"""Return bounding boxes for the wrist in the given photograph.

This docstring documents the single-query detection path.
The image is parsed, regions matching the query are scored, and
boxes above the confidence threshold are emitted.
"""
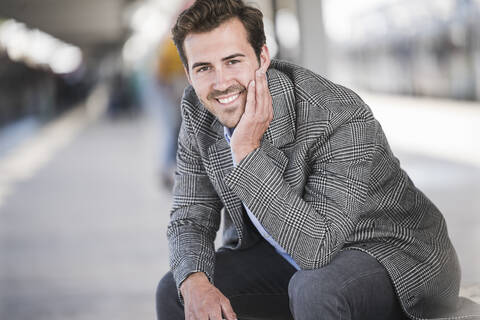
[232,143,259,164]
[180,272,209,296]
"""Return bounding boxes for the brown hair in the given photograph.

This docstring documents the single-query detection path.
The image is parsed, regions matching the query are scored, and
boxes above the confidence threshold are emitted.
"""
[172,0,266,68]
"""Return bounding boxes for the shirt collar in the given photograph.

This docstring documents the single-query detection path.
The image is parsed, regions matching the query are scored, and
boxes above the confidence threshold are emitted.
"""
[223,126,234,144]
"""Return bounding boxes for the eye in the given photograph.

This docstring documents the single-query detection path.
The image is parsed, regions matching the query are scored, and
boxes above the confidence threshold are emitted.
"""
[227,59,240,65]
[196,66,210,73]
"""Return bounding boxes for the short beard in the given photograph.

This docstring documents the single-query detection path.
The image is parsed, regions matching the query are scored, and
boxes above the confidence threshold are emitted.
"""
[207,84,246,101]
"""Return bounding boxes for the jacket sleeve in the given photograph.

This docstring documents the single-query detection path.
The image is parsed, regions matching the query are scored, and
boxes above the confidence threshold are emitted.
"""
[167,107,223,296]
[224,106,376,269]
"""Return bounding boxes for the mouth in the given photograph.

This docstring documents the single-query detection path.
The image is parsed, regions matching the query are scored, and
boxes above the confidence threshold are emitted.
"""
[216,93,240,105]
[209,85,246,106]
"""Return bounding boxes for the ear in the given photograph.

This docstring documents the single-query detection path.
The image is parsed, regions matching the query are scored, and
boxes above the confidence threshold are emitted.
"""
[259,44,271,72]
[183,66,192,85]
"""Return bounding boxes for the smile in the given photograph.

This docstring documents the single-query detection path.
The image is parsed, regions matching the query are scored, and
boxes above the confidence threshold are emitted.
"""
[216,93,240,104]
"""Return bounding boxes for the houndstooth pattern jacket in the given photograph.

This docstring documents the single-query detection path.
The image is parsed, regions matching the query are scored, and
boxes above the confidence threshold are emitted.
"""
[167,59,479,319]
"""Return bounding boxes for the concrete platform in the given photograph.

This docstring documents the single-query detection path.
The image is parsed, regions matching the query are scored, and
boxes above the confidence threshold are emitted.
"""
[0,108,171,319]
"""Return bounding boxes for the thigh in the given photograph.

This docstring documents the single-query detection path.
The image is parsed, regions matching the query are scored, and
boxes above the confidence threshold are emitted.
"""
[156,240,297,320]
[214,240,297,320]
[156,271,184,320]
[288,249,405,320]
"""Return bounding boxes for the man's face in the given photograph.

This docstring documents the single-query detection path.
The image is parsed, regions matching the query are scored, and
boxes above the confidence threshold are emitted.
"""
[183,18,270,128]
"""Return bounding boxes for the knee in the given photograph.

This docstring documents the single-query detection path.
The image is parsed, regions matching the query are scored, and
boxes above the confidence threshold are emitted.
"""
[288,270,349,319]
[156,272,174,301]
[156,272,183,320]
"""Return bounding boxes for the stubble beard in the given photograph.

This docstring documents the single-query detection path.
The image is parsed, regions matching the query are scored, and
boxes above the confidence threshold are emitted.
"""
[203,84,247,128]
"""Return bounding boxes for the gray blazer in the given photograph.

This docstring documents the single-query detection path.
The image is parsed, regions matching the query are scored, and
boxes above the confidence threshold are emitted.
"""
[168,59,478,319]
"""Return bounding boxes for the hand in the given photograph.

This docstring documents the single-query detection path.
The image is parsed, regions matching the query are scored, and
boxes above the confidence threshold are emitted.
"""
[230,67,273,164]
[180,272,237,320]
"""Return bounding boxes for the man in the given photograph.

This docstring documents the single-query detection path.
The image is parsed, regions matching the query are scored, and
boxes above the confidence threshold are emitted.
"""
[156,1,480,319]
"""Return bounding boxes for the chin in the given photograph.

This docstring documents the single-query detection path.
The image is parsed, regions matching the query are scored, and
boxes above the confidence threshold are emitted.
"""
[218,109,243,128]
[221,118,239,129]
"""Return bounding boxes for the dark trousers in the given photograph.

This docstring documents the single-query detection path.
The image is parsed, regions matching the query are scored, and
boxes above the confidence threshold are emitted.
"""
[156,240,406,320]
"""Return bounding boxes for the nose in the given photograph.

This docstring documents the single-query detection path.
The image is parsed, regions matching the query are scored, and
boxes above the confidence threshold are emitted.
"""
[212,67,231,91]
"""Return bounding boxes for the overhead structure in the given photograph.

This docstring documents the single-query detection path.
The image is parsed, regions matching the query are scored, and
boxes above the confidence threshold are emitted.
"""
[0,0,130,53]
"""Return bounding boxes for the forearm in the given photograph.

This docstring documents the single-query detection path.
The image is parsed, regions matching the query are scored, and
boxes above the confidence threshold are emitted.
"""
[168,216,217,292]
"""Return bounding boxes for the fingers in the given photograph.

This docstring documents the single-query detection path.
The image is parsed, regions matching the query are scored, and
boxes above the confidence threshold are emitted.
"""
[255,68,273,123]
[245,68,272,123]
[206,300,235,320]
[220,298,237,320]
[255,69,264,109]
[230,69,272,163]
[208,306,224,320]
[244,80,256,116]
[184,291,235,320]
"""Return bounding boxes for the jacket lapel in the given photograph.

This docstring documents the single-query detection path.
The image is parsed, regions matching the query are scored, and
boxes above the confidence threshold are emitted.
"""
[258,68,297,175]
[264,68,297,149]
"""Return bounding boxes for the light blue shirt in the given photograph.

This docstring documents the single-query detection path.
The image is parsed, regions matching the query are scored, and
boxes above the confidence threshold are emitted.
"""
[224,127,300,270]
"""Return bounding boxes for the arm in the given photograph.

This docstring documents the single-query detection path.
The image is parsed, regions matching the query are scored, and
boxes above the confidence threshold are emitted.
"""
[168,114,221,289]
[168,104,237,320]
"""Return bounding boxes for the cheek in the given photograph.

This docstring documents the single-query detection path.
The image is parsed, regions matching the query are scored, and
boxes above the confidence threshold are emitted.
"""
[233,73,253,89]
[235,66,255,83]
[192,80,210,99]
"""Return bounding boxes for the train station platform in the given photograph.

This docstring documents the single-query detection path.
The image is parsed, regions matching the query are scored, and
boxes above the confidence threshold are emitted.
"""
[0,87,479,319]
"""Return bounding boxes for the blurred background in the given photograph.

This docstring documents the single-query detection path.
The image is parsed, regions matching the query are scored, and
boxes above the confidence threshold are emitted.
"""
[0,0,479,318]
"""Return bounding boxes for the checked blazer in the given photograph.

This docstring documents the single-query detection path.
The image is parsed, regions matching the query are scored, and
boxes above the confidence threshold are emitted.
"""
[167,59,478,319]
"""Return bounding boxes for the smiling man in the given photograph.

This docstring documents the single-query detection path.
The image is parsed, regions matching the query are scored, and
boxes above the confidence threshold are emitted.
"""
[181,16,272,165]
[155,1,479,320]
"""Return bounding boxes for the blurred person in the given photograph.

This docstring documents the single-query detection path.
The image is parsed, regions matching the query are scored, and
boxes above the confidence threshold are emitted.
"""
[156,0,480,319]
[155,37,187,189]
[107,72,139,117]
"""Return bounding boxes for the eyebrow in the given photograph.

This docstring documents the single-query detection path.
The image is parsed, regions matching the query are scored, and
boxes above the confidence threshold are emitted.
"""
[191,53,246,70]
[223,53,245,61]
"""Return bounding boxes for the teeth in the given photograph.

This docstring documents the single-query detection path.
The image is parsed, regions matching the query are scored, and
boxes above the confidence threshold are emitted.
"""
[218,94,239,104]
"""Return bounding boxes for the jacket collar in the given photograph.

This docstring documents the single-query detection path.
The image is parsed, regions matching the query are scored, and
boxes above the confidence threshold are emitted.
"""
[262,66,296,149]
